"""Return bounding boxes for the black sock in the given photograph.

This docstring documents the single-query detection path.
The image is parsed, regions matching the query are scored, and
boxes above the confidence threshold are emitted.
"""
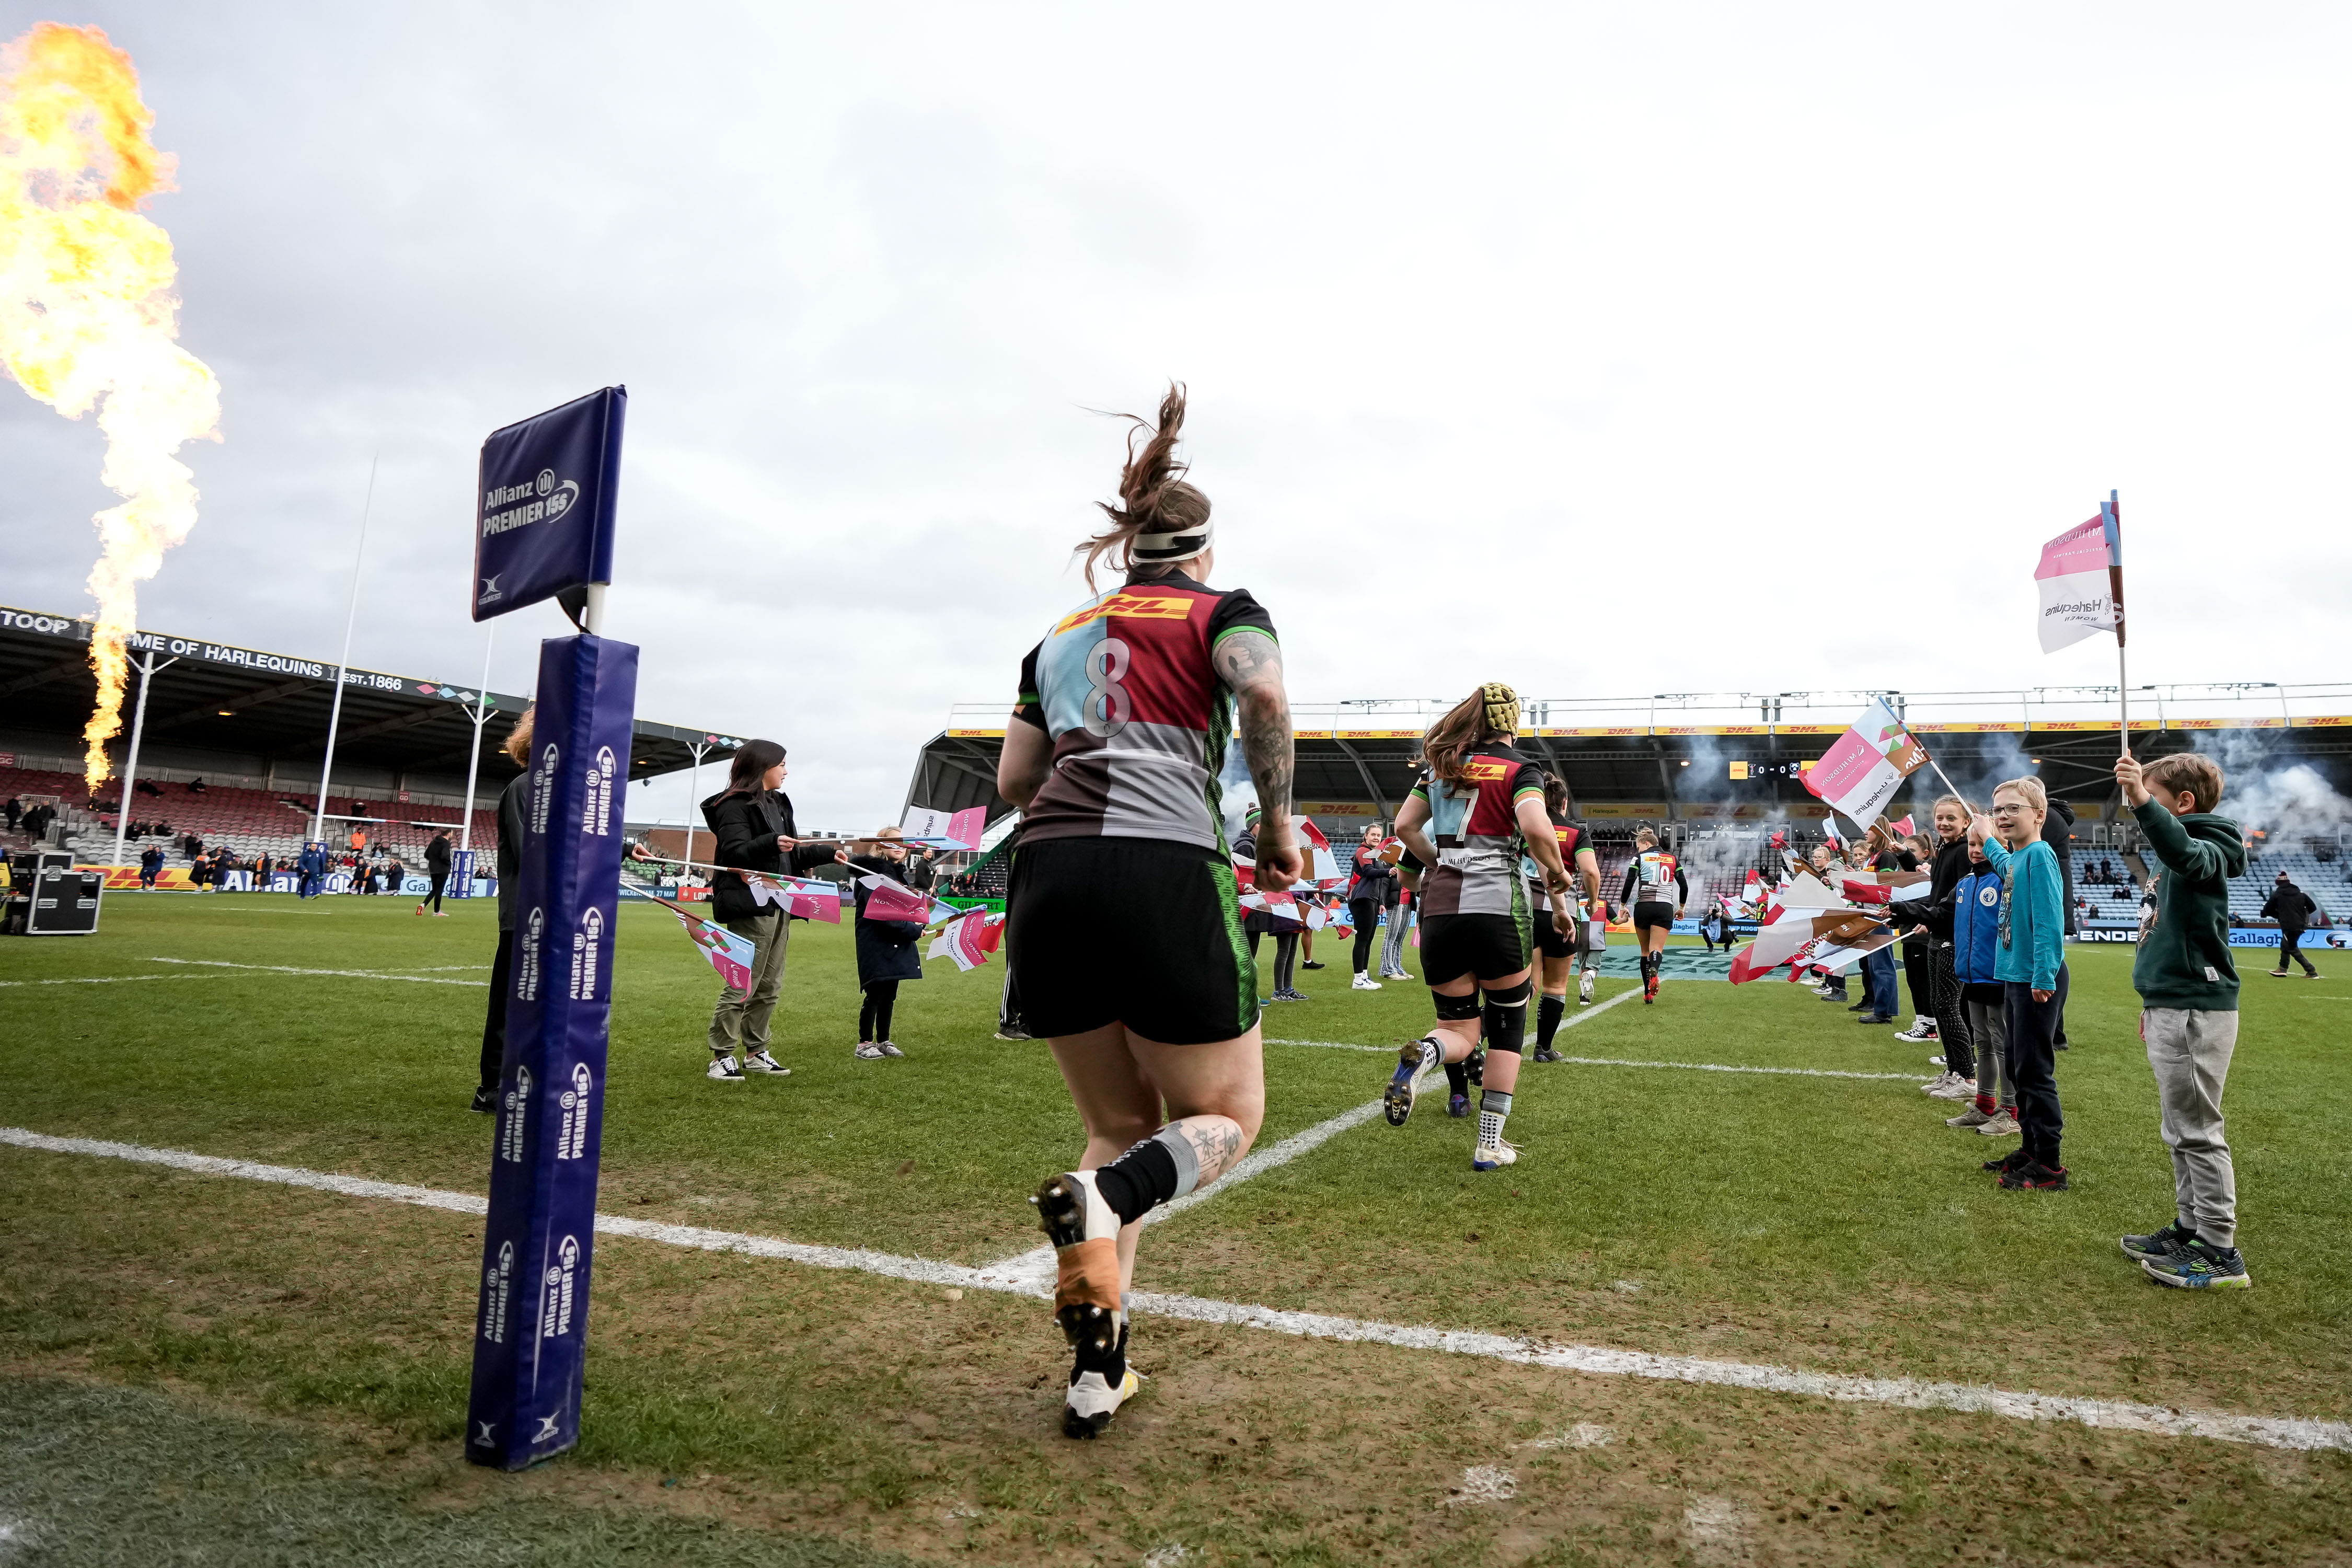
[1537,994,1565,1049]
[1444,1059,1469,1096]
[1091,1138,1180,1225]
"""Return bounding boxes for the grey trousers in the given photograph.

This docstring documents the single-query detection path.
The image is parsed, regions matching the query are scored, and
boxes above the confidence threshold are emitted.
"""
[2143,1008,2241,1248]
[1380,901,1411,974]
[1965,994,2010,1108]
[707,909,790,1056]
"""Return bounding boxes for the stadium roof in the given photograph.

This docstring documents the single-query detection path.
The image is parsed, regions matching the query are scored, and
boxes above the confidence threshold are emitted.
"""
[909,684,2352,827]
[0,605,745,787]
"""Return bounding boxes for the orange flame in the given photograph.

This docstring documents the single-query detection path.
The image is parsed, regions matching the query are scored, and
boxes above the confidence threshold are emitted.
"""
[0,22,221,791]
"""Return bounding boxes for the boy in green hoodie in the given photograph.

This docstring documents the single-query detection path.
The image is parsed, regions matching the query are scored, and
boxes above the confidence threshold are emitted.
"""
[2113,751,2250,1290]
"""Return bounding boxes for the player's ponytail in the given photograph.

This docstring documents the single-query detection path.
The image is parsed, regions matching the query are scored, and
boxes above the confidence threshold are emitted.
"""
[1422,683,1519,787]
[1076,382,1214,591]
[1543,773,1570,816]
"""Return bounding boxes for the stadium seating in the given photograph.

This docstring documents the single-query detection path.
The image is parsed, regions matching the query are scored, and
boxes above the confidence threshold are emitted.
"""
[0,763,499,867]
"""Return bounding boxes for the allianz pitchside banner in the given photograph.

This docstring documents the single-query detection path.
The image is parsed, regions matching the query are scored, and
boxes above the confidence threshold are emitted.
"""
[466,633,639,1469]
[472,387,627,621]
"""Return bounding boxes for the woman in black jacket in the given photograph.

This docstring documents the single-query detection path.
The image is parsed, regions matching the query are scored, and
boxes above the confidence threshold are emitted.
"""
[847,827,925,1058]
[1346,825,1398,987]
[700,740,849,1083]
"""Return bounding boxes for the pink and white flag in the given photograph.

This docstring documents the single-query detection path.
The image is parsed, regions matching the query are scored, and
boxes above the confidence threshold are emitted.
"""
[673,909,758,991]
[1296,818,1346,888]
[1802,699,1929,829]
[901,805,987,850]
[2035,506,2125,653]
[860,876,941,924]
[1728,909,1887,983]
[926,907,1005,971]
[745,871,844,924]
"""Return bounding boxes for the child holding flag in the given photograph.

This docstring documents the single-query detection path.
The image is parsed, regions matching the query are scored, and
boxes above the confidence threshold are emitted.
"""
[2113,752,2251,1289]
[1970,779,2070,1190]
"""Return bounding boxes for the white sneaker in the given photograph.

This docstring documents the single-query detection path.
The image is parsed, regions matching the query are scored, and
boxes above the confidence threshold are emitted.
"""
[878,1040,906,1058]
[1895,1019,1939,1043]
[854,1042,887,1060]
[743,1049,789,1075]
[1352,973,1382,990]
[707,1055,744,1082]
[1976,1111,2021,1137]
[1382,965,1413,981]
[1928,1075,1977,1101]
[1927,1055,1945,1067]
[1472,1139,1519,1171]
[1578,972,1596,1004]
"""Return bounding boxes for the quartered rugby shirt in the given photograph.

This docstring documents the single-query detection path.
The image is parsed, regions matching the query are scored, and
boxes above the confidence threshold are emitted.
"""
[1012,573,1275,851]
[1412,743,1545,918]
[1521,812,1592,910]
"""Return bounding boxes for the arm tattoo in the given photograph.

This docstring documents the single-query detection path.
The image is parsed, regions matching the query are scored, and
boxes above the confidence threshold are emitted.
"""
[1215,632,1292,819]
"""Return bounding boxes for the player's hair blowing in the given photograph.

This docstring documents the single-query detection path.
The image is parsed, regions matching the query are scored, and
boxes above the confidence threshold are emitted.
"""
[1077,383,1212,592]
[1423,685,1516,787]
[723,739,786,797]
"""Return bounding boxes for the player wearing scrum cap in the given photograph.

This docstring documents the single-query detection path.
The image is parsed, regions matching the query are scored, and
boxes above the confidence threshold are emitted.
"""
[1380,683,1576,1169]
[997,385,1299,1438]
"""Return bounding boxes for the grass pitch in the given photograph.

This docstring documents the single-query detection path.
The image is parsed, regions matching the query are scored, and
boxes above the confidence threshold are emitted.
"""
[2,893,2349,1564]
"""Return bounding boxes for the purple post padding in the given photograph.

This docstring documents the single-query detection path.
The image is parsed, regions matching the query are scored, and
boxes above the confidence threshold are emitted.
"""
[465,633,637,1470]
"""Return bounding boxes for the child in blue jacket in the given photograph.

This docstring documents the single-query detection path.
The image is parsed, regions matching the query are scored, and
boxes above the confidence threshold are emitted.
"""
[1973,778,2069,1189]
[1943,842,2016,1136]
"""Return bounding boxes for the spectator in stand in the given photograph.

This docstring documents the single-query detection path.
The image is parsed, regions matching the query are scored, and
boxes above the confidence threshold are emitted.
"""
[139,844,164,890]
[2261,870,2320,978]
[420,831,452,916]
[187,776,207,793]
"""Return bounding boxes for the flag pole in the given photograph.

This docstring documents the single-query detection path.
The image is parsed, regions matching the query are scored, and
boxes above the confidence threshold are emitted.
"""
[2111,489,2128,760]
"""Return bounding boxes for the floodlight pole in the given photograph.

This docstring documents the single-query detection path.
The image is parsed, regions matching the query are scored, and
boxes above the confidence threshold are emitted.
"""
[312,458,377,846]
[682,740,712,872]
[457,624,497,861]
[107,651,178,869]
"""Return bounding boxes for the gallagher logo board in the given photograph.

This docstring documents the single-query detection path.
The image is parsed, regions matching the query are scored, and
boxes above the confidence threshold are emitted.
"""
[473,387,627,621]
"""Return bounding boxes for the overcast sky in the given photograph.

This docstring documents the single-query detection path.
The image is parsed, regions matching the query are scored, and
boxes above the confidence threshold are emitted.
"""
[5,3,2349,830]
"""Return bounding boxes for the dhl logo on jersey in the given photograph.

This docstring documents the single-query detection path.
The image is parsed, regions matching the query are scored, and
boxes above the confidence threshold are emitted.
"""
[1055,593,1197,635]
[1462,757,1513,782]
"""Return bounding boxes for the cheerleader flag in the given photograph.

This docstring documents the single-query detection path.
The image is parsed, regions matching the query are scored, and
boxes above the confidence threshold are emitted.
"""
[859,875,953,925]
[744,871,842,923]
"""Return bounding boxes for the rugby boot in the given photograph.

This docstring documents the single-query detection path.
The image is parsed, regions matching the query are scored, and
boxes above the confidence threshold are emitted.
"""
[1471,1138,1519,1171]
[1447,1091,1472,1119]
[1063,1322,1143,1438]
[1031,1170,1124,1357]
[1385,1037,1440,1126]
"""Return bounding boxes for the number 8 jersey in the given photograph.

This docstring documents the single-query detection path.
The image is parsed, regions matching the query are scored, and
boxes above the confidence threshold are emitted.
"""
[1011,572,1277,851]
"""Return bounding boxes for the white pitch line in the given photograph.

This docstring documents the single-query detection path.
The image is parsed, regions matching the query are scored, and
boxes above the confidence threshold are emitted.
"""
[5,1123,2345,1455]
[0,972,230,988]
[148,958,489,987]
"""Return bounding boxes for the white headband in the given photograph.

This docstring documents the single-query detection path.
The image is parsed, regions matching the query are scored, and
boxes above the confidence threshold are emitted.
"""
[1132,516,1215,564]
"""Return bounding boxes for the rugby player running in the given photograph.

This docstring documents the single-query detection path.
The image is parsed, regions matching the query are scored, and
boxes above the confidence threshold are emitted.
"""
[1379,684,1575,1170]
[997,385,1299,1438]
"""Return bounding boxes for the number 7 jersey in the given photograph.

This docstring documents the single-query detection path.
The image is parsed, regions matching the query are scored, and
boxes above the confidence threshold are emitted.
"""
[1011,573,1277,851]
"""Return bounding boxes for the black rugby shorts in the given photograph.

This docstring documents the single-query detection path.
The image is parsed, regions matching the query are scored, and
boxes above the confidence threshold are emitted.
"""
[1417,910,1532,987]
[1006,837,1258,1045]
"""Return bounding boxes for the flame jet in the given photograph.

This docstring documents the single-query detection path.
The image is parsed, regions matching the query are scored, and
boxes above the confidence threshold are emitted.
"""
[0,22,220,790]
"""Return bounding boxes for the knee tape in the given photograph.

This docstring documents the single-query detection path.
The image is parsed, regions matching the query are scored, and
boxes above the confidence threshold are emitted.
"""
[1434,991,1482,1021]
